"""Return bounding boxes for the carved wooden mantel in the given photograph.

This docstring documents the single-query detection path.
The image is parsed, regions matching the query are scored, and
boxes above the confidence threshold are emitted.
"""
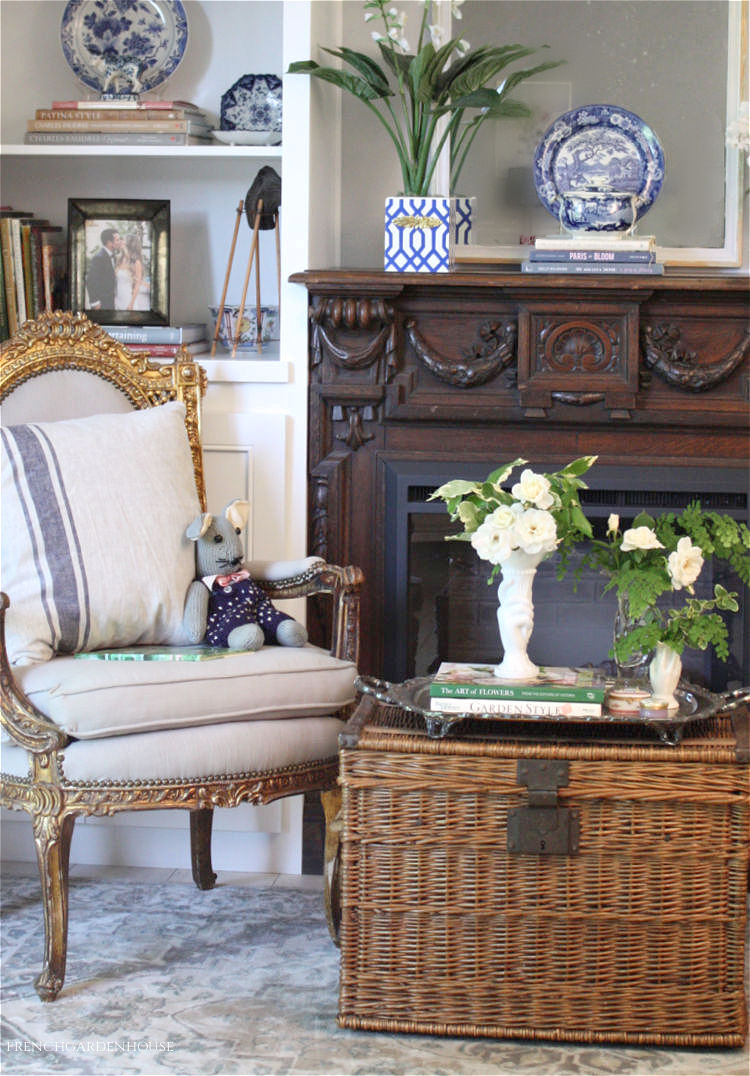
[293,268,750,676]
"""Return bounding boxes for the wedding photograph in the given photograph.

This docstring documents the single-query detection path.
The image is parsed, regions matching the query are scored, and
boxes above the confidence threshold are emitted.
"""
[67,197,169,324]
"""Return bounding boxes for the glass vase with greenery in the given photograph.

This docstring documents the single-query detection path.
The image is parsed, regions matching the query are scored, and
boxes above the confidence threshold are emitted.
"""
[581,505,749,670]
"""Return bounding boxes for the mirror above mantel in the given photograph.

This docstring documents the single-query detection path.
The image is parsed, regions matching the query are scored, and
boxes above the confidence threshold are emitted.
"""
[451,0,746,268]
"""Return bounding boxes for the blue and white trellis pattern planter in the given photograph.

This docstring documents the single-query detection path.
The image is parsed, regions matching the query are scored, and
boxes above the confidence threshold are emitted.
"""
[384,196,475,273]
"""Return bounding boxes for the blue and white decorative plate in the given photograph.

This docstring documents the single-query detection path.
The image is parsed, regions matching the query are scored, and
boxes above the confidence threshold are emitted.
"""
[220,74,282,142]
[533,104,665,231]
[60,0,188,96]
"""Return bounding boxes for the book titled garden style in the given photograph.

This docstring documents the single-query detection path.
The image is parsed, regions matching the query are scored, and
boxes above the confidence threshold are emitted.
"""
[430,696,603,717]
[430,663,606,702]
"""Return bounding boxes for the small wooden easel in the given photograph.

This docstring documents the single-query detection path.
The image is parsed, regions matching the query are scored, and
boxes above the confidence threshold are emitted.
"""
[211,167,282,357]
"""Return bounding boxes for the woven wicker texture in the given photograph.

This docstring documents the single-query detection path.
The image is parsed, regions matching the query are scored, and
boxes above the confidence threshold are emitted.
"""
[338,707,750,1046]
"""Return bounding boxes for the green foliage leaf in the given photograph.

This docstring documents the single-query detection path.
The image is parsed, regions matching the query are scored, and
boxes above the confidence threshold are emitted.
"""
[447,46,539,99]
[321,46,392,94]
[287,61,387,102]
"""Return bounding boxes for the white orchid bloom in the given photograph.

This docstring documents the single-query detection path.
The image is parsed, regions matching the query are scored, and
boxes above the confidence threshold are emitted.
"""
[451,0,464,18]
[667,536,704,591]
[428,23,445,47]
[620,526,664,552]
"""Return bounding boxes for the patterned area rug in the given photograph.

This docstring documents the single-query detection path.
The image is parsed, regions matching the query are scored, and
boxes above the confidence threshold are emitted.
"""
[1,872,748,1076]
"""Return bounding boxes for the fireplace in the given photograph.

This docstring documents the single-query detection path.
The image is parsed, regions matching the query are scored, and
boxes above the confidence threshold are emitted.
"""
[383,459,748,690]
[294,268,750,690]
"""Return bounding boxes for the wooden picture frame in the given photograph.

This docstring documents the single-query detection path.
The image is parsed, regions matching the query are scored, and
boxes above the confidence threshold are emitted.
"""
[68,198,170,325]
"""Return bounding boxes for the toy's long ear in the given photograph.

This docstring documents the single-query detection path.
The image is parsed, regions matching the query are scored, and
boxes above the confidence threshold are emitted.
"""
[225,499,250,530]
[186,513,213,541]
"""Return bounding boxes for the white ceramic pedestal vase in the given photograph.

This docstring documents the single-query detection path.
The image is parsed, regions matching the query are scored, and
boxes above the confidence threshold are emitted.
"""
[648,641,682,711]
[493,548,546,680]
[384,196,475,273]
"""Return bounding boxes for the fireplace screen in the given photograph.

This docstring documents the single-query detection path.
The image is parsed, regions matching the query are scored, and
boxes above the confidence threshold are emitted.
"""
[384,461,747,692]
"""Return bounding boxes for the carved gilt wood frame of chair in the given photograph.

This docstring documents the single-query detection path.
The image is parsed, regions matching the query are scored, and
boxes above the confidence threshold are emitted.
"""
[0,312,363,1000]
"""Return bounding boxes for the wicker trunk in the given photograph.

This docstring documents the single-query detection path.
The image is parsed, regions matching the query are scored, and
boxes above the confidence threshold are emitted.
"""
[337,694,750,1046]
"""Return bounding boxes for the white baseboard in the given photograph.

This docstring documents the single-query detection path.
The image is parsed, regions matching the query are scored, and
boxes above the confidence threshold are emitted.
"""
[1,797,304,875]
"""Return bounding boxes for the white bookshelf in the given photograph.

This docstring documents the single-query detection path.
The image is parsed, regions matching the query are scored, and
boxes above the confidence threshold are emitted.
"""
[0,0,344,875]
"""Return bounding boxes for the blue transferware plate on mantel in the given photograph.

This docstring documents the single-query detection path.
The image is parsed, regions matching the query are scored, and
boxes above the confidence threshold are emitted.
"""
[220,74,283,142]
[60,0,188,96]
[533,104,665,231]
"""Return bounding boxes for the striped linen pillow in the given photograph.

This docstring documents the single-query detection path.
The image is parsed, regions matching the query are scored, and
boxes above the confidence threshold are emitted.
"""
[1,401,201,665]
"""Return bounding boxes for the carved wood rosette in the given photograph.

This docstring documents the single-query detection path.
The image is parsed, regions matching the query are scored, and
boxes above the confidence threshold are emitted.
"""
[310,296,398,382]
[517,302,639,417]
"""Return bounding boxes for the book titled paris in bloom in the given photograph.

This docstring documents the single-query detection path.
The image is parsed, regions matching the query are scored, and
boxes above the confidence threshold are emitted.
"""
[429,663,607,702]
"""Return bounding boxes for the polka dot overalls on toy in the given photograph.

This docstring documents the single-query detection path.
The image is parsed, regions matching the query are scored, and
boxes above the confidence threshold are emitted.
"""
[202,570,293,647]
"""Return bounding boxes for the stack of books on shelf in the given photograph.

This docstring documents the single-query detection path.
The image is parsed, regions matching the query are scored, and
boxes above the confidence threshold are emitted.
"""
[429,662,607,717]
[101,322,209,357]
[24,97,212,147]
[522,233,663,276]
[1,207,66,341]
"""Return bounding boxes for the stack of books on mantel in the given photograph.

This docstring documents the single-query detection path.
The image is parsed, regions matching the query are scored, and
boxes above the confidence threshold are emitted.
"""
[101,322,209,357]
[522,233,663,276]
[429,662,607,717]
[24,97,212,147]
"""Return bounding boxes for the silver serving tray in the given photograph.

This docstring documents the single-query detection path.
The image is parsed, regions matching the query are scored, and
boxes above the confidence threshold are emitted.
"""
[356,674,727,745]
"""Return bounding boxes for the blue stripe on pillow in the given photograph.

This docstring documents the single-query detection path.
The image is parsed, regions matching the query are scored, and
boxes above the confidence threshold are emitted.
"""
[34,424,92,652]
[1,424,88,653]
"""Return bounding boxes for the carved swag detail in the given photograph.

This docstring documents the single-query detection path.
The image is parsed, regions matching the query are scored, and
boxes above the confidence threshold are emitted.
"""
[642,323,750,391]
[406,318,516,387]
[310,297,397,381]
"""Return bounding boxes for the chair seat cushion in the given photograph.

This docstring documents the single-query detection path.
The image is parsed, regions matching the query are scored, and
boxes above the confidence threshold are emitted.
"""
[0,715,345,783]
[15,644,357,739]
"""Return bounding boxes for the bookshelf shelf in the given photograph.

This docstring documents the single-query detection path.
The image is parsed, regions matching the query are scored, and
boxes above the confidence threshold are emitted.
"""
[1,144,283,159]
[198,356,290,384]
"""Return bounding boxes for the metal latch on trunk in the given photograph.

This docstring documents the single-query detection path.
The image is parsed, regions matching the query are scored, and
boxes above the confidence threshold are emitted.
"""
[507,759,580,855]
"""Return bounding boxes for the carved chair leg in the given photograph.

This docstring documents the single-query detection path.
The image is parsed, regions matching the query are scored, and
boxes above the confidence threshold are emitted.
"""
[33,811,75,1002]
[190,808,217,890]
[321,788,342,946]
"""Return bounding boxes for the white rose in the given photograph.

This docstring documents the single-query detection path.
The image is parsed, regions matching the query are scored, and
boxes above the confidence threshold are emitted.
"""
[620,526,664,552]
[607,513,619,534]
[513,508,558,556]
[470,515,514,564]
[489,503,518,530]
[667,536,704,590]
[511,468,554,510]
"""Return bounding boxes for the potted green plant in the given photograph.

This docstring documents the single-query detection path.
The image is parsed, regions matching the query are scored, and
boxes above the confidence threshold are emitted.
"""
[581,506,749,701]
[288,0,562,272]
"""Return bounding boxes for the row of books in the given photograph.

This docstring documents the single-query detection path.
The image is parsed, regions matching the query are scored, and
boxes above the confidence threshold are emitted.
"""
[101,321,209,357]
[24,97,213,147]
[0,208,66,341]
[521,232,664,276]
[429,662,607,717]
